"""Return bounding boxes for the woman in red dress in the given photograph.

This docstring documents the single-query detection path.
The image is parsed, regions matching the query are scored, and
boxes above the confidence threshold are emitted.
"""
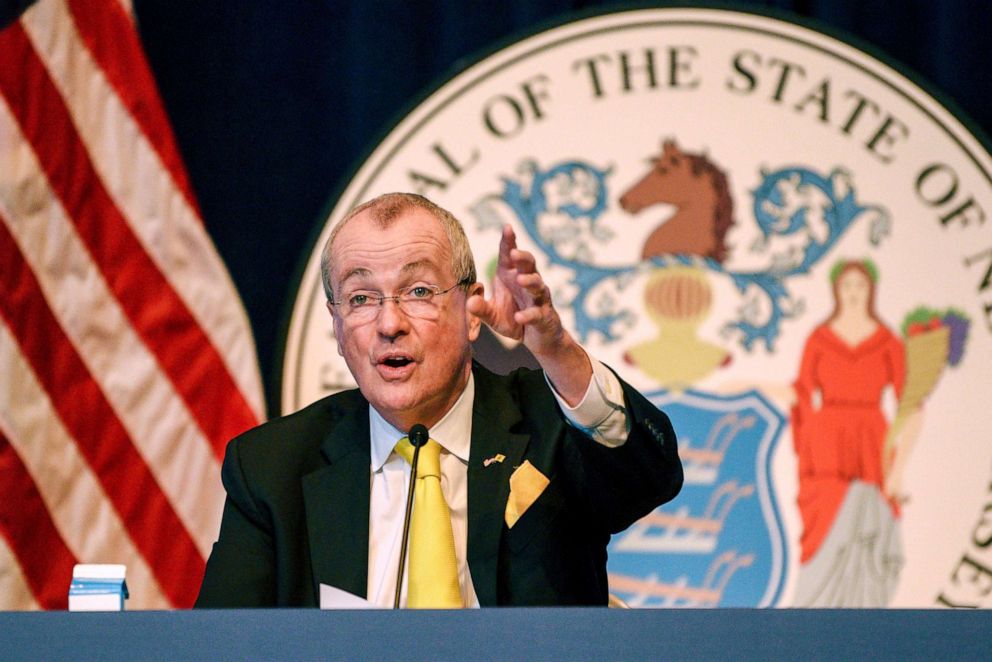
[791,259,906,606]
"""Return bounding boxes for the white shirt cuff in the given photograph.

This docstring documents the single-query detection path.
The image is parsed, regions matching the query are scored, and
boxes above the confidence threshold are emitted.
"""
[547,359,630,448]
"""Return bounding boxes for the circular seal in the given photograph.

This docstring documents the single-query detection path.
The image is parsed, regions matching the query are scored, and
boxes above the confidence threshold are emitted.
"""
[281,8,992,607]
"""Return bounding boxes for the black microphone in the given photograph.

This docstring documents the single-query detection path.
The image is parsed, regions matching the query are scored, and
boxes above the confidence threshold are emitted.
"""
[394,423,429,608]
[408,424,429,449]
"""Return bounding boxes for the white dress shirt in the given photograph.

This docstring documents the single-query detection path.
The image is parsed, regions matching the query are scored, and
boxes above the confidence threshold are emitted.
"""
[366,360,629,608]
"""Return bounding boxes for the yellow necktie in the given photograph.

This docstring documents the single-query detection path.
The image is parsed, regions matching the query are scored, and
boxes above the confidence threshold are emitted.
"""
[394,437,463,608]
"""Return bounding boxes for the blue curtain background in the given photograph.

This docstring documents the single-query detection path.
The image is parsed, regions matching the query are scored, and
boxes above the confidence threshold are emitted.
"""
[4,1,990,415]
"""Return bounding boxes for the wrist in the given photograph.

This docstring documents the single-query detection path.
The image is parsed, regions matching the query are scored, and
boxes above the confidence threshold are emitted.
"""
[535,333,593,407]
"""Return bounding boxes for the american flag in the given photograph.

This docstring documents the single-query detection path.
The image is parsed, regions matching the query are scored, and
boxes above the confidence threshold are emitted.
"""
[0,0,265,609]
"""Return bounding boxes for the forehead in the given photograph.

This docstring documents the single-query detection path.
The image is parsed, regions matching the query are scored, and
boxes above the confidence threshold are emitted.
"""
[330,207,453,283]
[838,267,869,283]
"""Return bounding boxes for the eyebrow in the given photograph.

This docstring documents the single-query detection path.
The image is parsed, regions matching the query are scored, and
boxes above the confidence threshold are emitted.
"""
[338,266,372,286]
[338,260,440,288]
[400,260,436,275]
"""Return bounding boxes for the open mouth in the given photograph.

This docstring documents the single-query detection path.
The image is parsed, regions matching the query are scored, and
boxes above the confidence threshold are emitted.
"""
[376,353,415,376]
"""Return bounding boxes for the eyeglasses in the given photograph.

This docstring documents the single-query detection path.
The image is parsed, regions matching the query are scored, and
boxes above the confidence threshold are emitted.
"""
[331,278,470,322]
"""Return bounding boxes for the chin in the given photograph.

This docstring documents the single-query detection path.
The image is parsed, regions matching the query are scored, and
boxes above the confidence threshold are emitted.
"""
[368,386,427,420]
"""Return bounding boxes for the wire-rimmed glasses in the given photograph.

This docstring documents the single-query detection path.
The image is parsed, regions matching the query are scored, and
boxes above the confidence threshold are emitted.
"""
[331,278,470,322]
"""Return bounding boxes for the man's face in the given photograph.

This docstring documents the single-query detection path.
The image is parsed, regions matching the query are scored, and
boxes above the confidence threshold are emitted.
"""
[327,208,481,431]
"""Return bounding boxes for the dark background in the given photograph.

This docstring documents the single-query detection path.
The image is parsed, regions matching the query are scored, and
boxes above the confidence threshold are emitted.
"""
[4,1,990,416]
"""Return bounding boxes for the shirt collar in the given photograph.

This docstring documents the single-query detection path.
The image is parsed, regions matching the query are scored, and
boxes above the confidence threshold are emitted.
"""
[369,372,474,471]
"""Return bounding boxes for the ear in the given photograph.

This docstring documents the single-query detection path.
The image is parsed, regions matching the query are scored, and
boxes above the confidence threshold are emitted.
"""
[465,282,485,342]
[327,300,345,356]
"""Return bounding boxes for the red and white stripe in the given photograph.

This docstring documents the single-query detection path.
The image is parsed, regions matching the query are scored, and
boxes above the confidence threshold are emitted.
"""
[0,0,264,609]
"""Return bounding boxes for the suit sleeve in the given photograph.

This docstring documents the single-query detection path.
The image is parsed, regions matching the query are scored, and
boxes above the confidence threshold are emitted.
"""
[194,437,277,608]
[557,369,683,535]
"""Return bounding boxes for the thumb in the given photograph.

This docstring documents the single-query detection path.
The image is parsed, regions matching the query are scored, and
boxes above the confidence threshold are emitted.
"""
[466,291,495,324]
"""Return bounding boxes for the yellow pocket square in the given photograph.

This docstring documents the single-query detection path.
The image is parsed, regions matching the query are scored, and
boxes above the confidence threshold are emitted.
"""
[504,460,550,528]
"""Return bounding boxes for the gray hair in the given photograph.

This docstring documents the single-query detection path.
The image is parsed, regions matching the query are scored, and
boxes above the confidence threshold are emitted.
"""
[320,192,478,302]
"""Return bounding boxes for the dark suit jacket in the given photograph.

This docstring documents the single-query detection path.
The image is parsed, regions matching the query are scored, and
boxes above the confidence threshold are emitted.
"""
[195,363,681,607]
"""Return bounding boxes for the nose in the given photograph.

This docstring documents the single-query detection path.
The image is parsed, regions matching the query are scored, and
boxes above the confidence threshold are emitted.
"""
[375,298,409,338]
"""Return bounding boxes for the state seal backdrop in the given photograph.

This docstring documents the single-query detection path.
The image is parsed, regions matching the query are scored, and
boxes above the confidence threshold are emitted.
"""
[281,8,992,608]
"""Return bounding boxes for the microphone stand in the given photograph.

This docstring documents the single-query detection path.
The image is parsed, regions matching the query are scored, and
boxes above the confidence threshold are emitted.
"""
[394,424,428,609]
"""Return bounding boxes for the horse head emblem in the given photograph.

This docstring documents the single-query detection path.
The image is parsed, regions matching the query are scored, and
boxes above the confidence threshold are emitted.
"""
[619,139,735,264]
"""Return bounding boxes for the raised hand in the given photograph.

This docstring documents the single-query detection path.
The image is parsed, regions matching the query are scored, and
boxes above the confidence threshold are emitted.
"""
[466,225,557,347]
[467,224,591,404]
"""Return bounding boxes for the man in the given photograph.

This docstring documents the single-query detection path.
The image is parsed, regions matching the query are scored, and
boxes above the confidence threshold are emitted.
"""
[195,193,681,607]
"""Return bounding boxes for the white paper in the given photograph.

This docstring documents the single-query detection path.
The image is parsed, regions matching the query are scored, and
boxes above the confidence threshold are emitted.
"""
[319,583,376,609]
[68,593,124,612]
[72,563,126,580]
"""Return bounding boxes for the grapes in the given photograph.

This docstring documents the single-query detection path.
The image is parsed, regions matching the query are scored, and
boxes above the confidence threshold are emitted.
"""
[942,310,970,366]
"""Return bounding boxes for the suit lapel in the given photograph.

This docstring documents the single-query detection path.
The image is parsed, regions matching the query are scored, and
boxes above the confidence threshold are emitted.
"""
[302,397,371,600]
[467,365,529,606]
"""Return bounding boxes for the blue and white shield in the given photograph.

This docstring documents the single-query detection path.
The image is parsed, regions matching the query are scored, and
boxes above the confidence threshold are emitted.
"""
[607,389,788,607]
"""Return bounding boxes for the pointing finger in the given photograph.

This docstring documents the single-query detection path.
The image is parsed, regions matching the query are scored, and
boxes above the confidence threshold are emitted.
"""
[498,224,517,267]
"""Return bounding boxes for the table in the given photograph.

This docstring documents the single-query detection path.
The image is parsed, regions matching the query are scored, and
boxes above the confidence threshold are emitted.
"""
[1,608,988,660]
